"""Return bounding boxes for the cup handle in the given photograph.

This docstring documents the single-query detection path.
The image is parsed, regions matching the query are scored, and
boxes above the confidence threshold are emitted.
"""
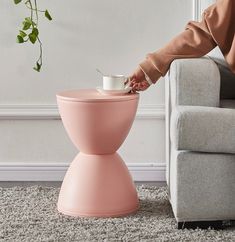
[124,77,131,89]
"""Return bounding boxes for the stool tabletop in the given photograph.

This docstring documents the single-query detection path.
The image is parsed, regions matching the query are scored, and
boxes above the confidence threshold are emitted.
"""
[56,89,139,102]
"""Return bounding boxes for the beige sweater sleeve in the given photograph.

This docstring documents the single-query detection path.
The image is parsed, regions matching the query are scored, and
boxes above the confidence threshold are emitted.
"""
[139,0,234,84]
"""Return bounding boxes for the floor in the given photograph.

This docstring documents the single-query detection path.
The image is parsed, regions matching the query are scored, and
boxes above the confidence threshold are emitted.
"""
[1,184,234,241]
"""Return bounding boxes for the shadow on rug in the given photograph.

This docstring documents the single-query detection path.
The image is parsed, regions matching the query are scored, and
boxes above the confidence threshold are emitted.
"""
[0,185,234,241]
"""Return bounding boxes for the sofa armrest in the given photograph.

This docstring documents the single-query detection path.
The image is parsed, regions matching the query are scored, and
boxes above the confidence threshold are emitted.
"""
[168,57,220,107]
[171,105,235,154]
[165,57,221,187]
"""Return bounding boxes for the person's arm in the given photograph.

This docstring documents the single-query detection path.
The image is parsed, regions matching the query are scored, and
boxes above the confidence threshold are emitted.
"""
[138,0,233,84]
[139,7,217,83]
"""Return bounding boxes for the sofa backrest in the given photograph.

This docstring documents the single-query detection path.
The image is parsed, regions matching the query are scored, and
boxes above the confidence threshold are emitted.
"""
[217,62,235,99]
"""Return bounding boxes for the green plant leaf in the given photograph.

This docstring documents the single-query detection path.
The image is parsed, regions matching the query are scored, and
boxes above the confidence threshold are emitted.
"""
[33,62,41,72]
[16,35,24,43]
[28,33,37,44]
[45,10,52,21]
[28,28,39,44]
[24,17,32,23]
[19,30,27,38]
[24,17,36,26]
[32,27,39,37]
[14,0,22,4]
[22,21,31,30]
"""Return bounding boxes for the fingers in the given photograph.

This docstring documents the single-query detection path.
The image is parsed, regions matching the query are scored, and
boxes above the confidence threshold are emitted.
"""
[131,80,150,92]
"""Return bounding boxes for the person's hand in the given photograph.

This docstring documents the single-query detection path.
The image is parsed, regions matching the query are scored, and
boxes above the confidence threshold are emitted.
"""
[127,66,150,93]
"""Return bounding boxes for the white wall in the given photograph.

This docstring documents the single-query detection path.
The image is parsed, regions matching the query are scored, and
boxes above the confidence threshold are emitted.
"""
[0,0,193,180]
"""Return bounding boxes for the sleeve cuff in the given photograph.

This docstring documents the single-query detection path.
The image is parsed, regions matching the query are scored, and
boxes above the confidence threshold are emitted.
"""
[139,58,162,84]
[144,74,153,85]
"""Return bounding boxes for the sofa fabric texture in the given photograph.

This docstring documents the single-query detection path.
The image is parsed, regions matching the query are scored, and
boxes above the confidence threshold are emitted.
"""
[169,57,220,108]
[170,105,235,154]
[170,149,235,222]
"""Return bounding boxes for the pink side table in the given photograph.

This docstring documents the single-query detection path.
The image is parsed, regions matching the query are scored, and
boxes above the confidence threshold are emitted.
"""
[56,89,139,217]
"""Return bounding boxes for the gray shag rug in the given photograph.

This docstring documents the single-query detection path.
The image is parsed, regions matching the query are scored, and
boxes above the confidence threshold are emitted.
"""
[0,185,234,241]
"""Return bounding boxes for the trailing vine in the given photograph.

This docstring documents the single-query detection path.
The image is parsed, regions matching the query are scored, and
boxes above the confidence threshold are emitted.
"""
[14,0,52,72]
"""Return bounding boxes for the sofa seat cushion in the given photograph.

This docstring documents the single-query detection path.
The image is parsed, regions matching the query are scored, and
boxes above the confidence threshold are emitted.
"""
[171,105,235,154]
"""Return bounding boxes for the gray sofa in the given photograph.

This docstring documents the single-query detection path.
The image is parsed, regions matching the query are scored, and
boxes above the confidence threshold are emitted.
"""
[165,56,235,229]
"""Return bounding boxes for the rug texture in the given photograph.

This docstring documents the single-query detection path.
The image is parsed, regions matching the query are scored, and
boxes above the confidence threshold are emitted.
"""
[0,185,234,241]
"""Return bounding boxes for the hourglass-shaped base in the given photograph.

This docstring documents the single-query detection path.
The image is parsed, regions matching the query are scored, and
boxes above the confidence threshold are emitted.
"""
[57,152,139,217]
[56,89,140,217]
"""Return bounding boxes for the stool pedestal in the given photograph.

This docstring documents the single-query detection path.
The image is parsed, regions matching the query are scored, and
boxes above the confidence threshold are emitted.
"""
[58,152,139,217]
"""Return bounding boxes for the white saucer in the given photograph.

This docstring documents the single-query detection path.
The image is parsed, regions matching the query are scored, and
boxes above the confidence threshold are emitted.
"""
[96,86,132,95]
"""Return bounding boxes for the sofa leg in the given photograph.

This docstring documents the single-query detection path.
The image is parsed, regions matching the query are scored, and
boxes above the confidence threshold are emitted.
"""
[177,220,224,230]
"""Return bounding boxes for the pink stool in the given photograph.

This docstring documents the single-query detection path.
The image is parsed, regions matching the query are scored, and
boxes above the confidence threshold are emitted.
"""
[56,89,139,217]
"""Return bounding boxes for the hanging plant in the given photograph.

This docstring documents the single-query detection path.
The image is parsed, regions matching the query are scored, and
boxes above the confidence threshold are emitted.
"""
[14,0,52,72]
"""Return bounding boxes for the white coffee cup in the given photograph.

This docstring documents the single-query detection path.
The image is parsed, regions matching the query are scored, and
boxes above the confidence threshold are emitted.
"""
[103,75,130,90]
